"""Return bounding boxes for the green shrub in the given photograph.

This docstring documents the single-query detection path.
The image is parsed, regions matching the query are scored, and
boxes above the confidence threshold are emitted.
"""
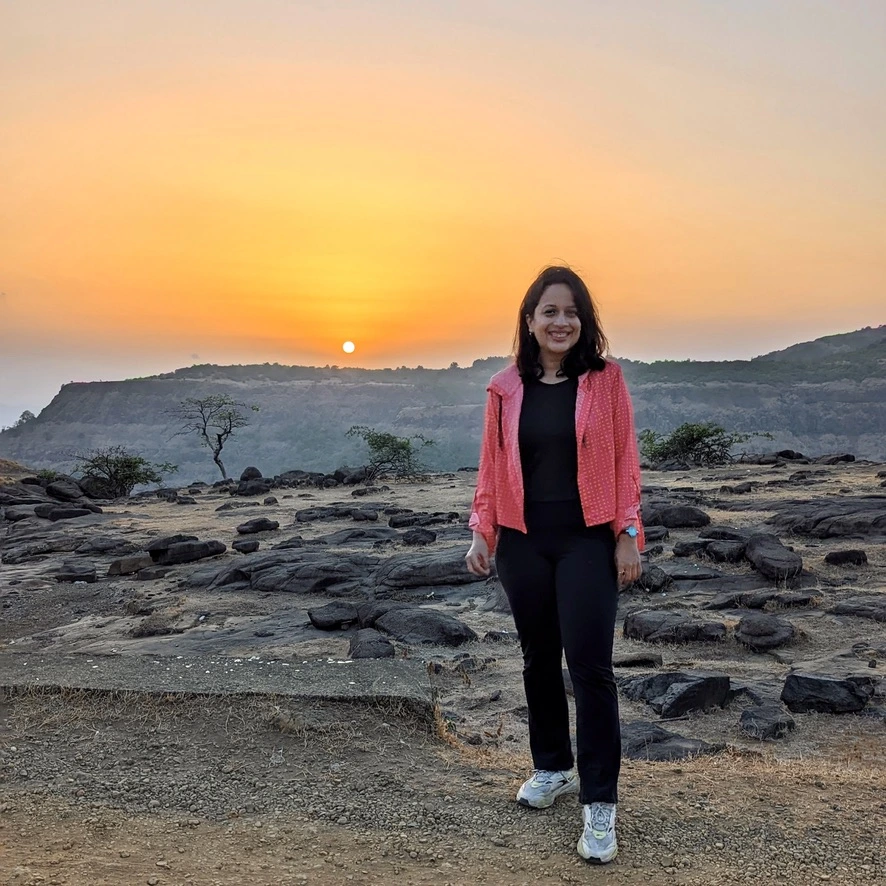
[639,422,762,466]
[75,446,178,497]
[346,426,434,481]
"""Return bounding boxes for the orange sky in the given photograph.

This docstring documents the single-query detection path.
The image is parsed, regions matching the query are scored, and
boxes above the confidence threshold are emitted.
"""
[1,1,885,422]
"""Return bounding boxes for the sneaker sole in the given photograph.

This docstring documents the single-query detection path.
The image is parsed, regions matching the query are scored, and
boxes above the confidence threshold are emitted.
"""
[577,839,618,864]
[516,780,579,809]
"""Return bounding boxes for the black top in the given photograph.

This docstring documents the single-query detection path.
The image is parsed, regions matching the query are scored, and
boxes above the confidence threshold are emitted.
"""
[518,376,580,503]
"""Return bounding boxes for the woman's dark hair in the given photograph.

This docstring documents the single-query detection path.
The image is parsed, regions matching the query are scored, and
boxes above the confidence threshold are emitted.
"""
[514,265,609,379]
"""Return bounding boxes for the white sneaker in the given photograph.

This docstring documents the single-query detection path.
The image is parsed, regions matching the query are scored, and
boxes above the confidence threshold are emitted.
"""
[577,802,618,864]
[516,768,579,809]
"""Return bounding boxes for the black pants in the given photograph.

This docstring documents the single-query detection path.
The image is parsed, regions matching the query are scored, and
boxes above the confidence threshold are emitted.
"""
[496,501,620,804]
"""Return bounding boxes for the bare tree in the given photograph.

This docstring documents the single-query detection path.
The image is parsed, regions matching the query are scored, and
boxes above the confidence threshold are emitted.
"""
[174,395,258,480]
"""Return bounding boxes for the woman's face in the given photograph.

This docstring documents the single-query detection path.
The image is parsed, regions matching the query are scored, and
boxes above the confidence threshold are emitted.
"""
[526,283,581,361]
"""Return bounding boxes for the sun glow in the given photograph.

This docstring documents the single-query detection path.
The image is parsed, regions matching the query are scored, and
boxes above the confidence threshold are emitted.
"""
[342,341,356,354]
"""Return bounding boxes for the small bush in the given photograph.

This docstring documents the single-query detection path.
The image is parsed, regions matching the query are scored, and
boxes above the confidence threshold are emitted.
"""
[639,422,763,466]
[347,426,434,482]
[75,446,178,498]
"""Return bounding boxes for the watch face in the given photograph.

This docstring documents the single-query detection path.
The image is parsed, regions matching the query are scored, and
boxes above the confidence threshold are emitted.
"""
[624,526,638,538]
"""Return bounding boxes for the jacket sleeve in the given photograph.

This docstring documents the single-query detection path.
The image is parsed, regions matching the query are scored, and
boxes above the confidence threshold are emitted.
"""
[468,389,500,555]
[610,365,645,551]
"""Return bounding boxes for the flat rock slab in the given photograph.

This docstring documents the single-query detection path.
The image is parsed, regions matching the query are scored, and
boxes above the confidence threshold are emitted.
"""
[621,720,724,761]
[0,653,434,722]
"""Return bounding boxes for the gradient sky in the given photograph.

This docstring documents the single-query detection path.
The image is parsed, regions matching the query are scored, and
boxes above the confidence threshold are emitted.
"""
[1,0,884,425]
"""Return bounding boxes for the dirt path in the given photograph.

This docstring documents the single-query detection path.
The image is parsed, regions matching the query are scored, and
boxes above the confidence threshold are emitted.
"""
[2,692,884,886]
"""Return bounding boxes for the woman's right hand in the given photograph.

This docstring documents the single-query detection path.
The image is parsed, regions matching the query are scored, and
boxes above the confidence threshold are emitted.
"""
[465,533,491,576]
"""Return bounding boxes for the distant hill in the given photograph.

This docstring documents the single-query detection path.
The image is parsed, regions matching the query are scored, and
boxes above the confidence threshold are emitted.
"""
[1,328,883,480]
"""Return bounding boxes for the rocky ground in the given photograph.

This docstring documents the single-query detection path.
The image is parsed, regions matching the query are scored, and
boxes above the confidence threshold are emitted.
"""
[1,458,885,885]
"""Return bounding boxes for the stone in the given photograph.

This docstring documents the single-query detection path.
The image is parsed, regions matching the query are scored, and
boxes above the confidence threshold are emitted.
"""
[621,721,724,761]
[308,602,360,631]
[374,547,486,589]
[829,597,886,622]
[623,610,726,644]
[657,562,723,581]
[48,507,94,521]
[402,528,437,546]
[672,540,710,558]
[232,540,260,554]
[643,525,669,542]
[781,672,875,713]
[240,466,263,481]
[176,495,197,504]
[3,505,39,522]
[146,534,198,556]
[45,480,86,502]
[738,704,796,740]
[767,495,886,539]
[108,554,155,576]
[55,561,97,583]
[745,533,803,581]
[620,671,730,718]
[825,550,868,567]
[137,566,173,581]
[699,527,751,541]
[236,517,280,534]
[348,628,395,659]
[150,540,226,566]
[263,496,278,506]
[654,506,711,528]
[235,479,273,497]
[706,540,747,563]
[375,607,478,646]
[630,565,672,593]
[735,613,796,651]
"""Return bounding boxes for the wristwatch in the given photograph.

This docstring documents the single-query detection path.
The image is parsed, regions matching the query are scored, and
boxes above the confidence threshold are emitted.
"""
[619,525,639,539]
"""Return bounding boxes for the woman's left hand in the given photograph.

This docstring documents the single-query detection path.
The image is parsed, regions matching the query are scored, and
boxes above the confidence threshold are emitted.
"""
[615,534,642,588]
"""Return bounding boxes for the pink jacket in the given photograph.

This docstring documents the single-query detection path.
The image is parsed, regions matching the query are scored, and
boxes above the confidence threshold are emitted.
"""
[469,360,644,555]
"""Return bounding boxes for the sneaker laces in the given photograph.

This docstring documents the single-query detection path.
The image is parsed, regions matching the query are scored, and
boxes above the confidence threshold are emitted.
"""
[590,803,613,834]
[530,769,563,786]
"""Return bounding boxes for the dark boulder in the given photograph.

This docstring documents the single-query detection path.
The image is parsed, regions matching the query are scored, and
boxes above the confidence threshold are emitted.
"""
[235,479,273,497]
[55,561,97,583]
[655,506,711,529]
[374,547,486,589]
[781,672,875,713]
[240,466,263,481]
[403,528,437,546]
[348,628,395,659]
[624,610,726,644]
[46,480,86,502]
[621,721,724,761]
[824,550,868,567]
[672,540,710,558]
[706,540,747,563]
[620,671,730,718]
[232,539,260,554]
[108,554,154,576]
[738,704,796,740]
[49,507,96,521]
[829,597,886,622]
[308,602,360,630]
[735,613,796,651]
[745,533,803,581]
[375,607,478,646]
[150,540,226,566]
[236,517,280,535]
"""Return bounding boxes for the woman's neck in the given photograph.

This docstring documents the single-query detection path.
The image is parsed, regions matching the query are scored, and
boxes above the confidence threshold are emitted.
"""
[539,356,564,382]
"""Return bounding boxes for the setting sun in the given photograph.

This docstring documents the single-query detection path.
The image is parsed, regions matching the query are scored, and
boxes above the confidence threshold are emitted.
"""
[342,341,356,354]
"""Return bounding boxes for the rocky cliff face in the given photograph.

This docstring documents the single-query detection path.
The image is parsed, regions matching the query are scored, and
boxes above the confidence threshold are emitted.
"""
[1,330,884,480]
